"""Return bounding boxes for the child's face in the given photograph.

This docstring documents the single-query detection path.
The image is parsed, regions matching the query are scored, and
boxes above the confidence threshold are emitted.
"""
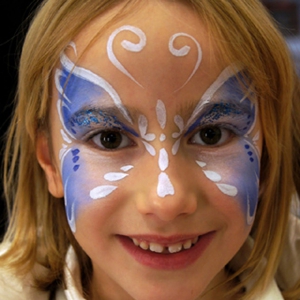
[48,2,262,299]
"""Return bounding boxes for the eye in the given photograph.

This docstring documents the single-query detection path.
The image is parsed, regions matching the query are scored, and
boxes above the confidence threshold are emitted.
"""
[91,130,132,150]
[190,126,232,146]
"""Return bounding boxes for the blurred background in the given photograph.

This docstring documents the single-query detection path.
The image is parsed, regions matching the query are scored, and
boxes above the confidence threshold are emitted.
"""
[263,0,300,73]
[0,0,43,240]
[1,0,300,240]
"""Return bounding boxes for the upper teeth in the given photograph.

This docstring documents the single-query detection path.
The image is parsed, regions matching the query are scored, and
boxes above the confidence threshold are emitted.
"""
[132,237,199,254]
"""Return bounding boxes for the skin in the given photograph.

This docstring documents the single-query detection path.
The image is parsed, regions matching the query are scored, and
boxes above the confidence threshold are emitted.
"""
[37,1,262,299]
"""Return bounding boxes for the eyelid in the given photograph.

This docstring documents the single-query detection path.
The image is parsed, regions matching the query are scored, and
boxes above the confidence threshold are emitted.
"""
[186,121,243,139]
[80,119,138,139]
[185,103,252,137]
[86,128,136,150]
[187,124,236,147]
[68,109,139,140]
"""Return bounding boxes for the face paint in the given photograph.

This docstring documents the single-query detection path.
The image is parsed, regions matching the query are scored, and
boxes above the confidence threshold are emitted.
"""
[168,33,202,92]
[138,115,156,156]
[90,164,134,200]
[185,70,260,225]
[55,24,259,234]
[154,100,175,197]
[57,51,133,125]
[172,115,185,155]
[156,100,167,130]
[56,26,202,230]
[107,26,202,92]
[55,44,140,232]
[107,25,146,88]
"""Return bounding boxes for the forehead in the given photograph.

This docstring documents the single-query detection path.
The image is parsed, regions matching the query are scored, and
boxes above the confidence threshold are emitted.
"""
[63,1,227,113]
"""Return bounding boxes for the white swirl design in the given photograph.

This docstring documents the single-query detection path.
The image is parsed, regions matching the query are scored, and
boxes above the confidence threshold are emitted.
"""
[169,33,202,91]
[107,25,146,87]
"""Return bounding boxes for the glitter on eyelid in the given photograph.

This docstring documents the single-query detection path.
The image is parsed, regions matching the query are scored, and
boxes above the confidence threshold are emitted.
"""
[185,101,252,137]
[66,108,139,138]
[208,102,242,120]
[71,109,118,127]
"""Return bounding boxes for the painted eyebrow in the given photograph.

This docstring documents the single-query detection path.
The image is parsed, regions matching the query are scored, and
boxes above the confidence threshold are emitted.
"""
[69,105,140,137]
[202,99,252,118]
[70,105,139,123]
[178,94,253,123]
[184,99,253,135]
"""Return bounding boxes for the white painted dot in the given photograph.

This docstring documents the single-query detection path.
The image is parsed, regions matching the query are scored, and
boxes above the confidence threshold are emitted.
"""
[160,134,166,142]
[216,184,238,197]
[144,133,156,142]
[172,139,181,155]
[203,170,222,182]
[120,165,134,172]
[159,148,169,171]
[142,141,156,156]
[157,172,175,197]
[156,100,167,129]
[90,186,117,200]
[104,173,128,182]
[196,161,207,168]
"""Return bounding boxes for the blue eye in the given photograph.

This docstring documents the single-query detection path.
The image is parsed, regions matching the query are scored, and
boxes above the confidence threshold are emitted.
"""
[92,130,132,150]
[190,126,232,146]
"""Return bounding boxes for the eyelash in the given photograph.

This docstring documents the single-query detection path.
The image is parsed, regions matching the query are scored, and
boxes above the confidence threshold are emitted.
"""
[188,123,237,147]
[87,129,135,151]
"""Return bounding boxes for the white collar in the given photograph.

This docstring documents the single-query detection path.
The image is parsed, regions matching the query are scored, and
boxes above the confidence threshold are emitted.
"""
[63,247,85,300]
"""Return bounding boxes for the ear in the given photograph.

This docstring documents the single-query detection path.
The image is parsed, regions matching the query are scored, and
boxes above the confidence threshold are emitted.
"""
[36,133,64,198]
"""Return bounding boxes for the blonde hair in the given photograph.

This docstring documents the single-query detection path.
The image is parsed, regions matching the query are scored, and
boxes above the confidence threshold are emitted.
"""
[1,0,300,299]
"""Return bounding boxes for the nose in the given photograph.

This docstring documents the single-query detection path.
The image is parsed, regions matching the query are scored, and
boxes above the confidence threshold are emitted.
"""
[135,157,198,222]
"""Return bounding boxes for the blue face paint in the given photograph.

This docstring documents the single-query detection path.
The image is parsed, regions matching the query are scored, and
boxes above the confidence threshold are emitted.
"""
[185,99,255,137]
[61,147,82,232]
[56,59,140,233]
[56,64,138,140]
[66,108,139,139]
[189,71,260,225]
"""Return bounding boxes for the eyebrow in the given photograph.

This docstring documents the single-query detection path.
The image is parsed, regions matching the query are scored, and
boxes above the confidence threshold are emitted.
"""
[70,105,139,123]
[204,99,252,118]
[184,98,253,135]
[68,105,140,137]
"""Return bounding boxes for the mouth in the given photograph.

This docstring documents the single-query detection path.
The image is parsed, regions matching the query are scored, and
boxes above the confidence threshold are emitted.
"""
[118,232,215,270]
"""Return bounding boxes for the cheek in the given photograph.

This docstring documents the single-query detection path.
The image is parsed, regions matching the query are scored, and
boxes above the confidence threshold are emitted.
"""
[195,137,260,226]
[61,145,134,232]
[229,138,260,224]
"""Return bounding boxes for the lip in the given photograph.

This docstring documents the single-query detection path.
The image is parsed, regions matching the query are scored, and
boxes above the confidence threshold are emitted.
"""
[118,231,215,270]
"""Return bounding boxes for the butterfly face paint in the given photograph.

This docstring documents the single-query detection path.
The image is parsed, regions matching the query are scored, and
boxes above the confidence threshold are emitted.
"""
[55,24,205,232]
[56,49,138,232]
[55,22,260,233]
[185,69,260,225]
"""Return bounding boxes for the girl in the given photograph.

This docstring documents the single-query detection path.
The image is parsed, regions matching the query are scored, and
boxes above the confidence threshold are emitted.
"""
[0,0,299,299]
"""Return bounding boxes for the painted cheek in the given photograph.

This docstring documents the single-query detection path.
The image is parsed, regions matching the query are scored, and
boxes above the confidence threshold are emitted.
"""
[61,146,92,233]
[196,137,260,225]
[61,145,134,233]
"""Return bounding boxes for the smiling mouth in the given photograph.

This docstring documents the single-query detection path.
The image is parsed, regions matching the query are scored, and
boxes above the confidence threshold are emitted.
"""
[119,232,215,270]
[131,236,199,254]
